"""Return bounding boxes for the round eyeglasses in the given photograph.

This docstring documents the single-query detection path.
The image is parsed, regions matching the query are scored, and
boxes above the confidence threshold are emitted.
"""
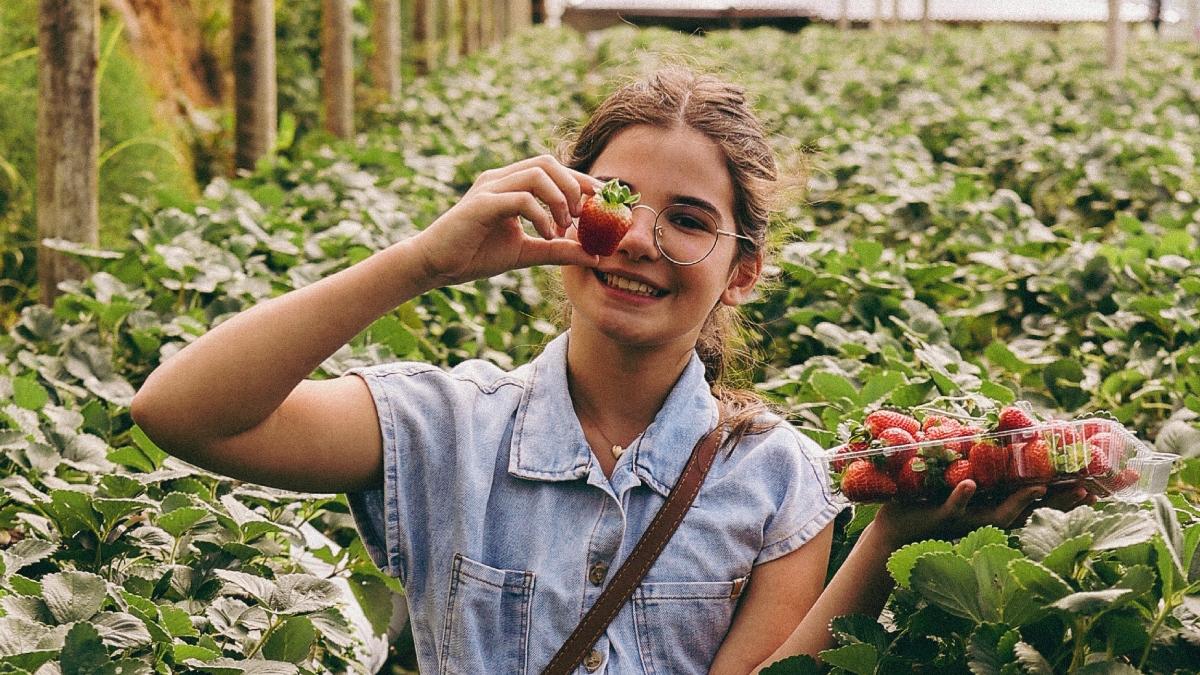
[631,203,754,266]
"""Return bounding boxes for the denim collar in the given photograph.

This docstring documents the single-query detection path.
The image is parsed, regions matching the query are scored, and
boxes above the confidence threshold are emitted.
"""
[508,330,721,496]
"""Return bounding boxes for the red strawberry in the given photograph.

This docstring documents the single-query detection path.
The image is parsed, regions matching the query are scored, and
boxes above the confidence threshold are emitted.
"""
[922,414,954,432]
[878,428,917,473]
[996,406,1036,432]
[895,456,930,497]
[949,425,984,454]
[1081,419,1115,439]
[967,439,1008,490]
[944,459,973,488]
[1044,423,1079,447]
[864,410,920,438]
[922,423,967,462]
[841,460,898,502]
[1017,438,1054,481]
[1086,446,1113,477]
[830,441,868,472]
[577,179,639,256]
[1087,432,1121,457]
[1109,468,1140,491]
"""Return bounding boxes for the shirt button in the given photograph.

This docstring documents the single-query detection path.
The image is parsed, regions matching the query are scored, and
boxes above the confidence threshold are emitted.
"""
[583,649,604,672]
[588,562,609,586]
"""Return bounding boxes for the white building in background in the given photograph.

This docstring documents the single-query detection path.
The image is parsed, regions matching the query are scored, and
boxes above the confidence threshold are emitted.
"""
[552,0,1198,37]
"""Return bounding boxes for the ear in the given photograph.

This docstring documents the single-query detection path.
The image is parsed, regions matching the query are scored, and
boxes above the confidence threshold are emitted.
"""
[719,253,762,307]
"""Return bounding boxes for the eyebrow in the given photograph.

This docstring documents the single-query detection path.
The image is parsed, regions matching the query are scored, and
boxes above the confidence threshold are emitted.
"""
[594,176,723,217]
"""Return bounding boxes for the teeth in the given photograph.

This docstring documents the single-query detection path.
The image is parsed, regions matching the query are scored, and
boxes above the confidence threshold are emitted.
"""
[601,272,660,297]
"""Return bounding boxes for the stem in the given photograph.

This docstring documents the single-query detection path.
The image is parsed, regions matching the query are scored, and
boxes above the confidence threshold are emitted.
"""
[1138,598,1175,669]
[1069,617,1090,672]
[246,614,280,659]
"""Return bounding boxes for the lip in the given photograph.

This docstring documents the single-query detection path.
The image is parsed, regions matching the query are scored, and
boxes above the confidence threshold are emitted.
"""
[593,269,669,303]
[595,268,668,293]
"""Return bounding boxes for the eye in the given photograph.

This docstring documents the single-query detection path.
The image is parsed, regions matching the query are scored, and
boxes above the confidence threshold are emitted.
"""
[669,210,713,231]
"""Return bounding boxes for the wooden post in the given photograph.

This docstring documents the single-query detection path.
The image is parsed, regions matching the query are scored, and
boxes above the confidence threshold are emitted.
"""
[480,0,495,46]
[838,0,849,30]
[412,0,431,74]
[922,0,931,38]
[1190,0,1200,42]
[232,0,276,171]
[37,0,99,305]
[442,0,459,66]
[1106,0,1126,73]
[322,0,353,138]
[510,0,530,31]
[892,0,901,26]
[461,0,479,56]
[495,0,510,42]
[871,0,883,31]
[370,0,401,101]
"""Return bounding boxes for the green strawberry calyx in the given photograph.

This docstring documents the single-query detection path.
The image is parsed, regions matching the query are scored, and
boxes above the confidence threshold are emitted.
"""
[598,178,640,209]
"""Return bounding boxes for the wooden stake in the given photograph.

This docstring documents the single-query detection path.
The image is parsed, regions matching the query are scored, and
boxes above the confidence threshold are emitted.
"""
[232,0,276,171]
[1106,0,1126,73]
[322,0,354,138]
[838,0,849,30]
[370,0,401,101]
[37,0,99,305]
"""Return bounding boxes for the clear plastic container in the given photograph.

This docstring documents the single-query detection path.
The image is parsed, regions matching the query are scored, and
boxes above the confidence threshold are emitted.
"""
[817,417,1178,504]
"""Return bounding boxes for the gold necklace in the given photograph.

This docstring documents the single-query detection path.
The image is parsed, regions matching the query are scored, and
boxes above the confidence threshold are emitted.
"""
[580,414,629,459]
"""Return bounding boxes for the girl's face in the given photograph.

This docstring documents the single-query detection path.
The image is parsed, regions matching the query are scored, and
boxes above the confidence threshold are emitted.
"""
[562,124,761,350]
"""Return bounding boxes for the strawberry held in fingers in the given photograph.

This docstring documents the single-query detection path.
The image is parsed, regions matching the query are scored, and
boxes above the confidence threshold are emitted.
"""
[577,179,639,256]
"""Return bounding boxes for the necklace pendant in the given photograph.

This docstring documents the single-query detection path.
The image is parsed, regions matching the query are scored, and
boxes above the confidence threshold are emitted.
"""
[612,444,625,459]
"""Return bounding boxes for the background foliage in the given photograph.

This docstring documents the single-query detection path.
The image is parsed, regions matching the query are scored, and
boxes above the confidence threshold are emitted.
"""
[1,16,1199,674]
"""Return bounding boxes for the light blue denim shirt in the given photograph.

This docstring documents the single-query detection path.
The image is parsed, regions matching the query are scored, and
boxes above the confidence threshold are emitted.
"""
[346,331,841,674]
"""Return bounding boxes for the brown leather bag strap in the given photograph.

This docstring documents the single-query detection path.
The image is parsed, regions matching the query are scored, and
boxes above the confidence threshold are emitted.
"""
[541,425,725,675]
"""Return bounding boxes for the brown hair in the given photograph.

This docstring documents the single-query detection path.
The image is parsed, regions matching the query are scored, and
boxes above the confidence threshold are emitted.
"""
[554,66,795,453]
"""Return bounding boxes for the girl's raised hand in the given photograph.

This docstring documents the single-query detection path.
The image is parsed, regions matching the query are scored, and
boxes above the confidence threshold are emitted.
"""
[411,155,602,287]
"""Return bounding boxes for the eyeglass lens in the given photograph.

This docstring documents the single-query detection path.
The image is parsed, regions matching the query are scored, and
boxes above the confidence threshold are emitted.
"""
[655,204,720,264]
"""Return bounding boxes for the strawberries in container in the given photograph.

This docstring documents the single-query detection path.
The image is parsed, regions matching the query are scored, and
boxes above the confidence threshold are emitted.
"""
[819,403,1177,505]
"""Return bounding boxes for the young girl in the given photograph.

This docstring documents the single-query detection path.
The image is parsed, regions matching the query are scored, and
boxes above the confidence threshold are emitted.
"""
[132,67,1078,674]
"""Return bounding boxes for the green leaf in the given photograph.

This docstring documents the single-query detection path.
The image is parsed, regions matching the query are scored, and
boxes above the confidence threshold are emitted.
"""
[1042,358,1088,410]
[46,489,102,537]
[159,605,198,638]
[955,527,1009,557]
[817,642,877,675]
[346,573,394,636]
[810,371,859,407]
[172,643,221,663]
[60,623,110,675]
[268,574,340,615]
[1040,534,1094,578]
[261,616,316,663]
[911,551,983,622]
[888,539,954,589]
[1009,558,1073,604]
[984,341,1031,375]
[93,611,153,649]
[891,380,935,407]
[759,655,823,674]
[829,615,889,650]
[11,376,48,411]
[1012,641,1053,674]
[1020,506,1156,561]
[42,570,107,623]
[1050,588,1133,614]
[967,623,1021,675]
[157,507,209,538]
[859,371,905,406]
[979,380,1016,406]
[129,426,168,470]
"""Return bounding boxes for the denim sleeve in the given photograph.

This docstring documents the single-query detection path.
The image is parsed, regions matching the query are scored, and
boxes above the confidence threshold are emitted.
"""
[341,361,488,587]
[754,424,844,566]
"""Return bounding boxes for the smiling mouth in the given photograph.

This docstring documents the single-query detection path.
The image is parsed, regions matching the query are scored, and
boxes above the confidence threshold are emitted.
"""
[594,271,668,298]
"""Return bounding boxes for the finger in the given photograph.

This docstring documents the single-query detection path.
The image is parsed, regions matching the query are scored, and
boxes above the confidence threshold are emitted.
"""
[485,192,558,240]
[530,155,603,219]
[942,480,977,518]
[995,485,1048,528]
[487,168,573,233]
[1039,482,1089,512]
[516,237,601,270]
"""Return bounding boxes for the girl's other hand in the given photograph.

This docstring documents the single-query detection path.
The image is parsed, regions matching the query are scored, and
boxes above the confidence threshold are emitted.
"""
[872,479,1095,549]
[412,155,603,287]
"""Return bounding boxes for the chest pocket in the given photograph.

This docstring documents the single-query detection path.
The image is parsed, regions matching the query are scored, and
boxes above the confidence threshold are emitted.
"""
[632,576,749,675]
[439,553,536,675]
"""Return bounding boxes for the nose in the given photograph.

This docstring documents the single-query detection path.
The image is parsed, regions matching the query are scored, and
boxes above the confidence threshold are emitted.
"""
[618,204,660,261]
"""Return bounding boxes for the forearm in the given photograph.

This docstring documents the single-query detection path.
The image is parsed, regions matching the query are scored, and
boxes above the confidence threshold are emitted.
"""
[132,236,438,450]
[756,523,898,668]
